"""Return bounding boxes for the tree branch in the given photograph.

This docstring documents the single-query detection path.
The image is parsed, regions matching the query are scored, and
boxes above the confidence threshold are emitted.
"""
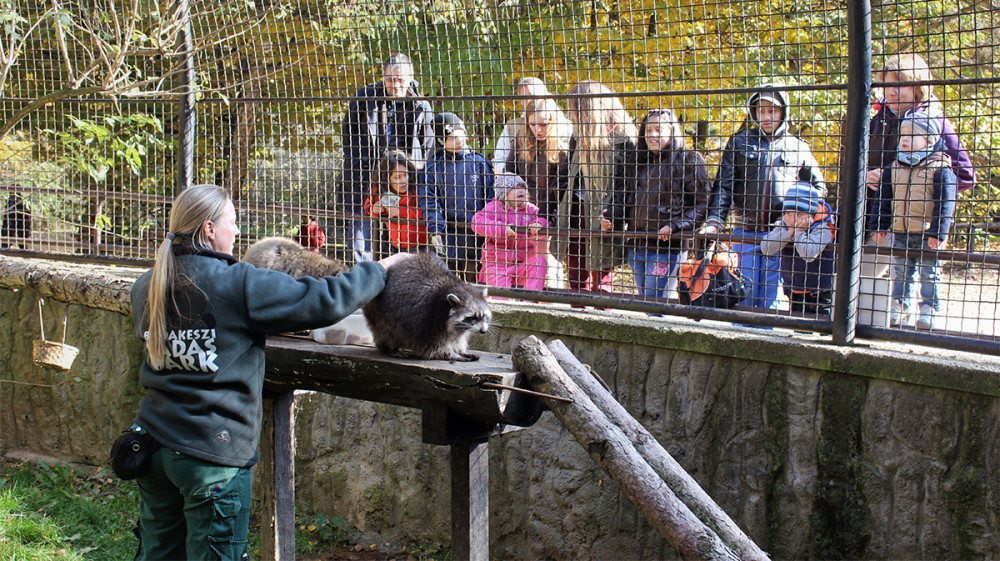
[0,85,105,141]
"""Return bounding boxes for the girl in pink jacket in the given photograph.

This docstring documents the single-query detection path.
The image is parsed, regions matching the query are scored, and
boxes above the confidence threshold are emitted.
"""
[471,173,549,290]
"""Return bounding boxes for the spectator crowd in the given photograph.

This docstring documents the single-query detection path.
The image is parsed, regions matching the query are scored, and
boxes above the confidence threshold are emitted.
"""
[327,52,975,327]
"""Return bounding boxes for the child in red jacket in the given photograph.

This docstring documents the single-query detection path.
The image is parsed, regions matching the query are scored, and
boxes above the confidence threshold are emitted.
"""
[295,216,327,253]
[365,150,429,253]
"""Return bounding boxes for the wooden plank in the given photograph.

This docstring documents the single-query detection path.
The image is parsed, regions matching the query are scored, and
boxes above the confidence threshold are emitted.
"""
[451,439,490,561]
[259,391,297,561]
[264,336,543,427]
[259,395,277,560]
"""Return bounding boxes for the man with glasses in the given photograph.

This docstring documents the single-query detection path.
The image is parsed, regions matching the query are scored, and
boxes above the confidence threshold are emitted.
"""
[341,53,434,263]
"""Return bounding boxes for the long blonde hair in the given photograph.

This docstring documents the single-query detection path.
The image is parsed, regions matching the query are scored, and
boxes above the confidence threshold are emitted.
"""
[145,184,231,370]
[516,98,572,164]
[514,76,548,97]
[567,81,637,153]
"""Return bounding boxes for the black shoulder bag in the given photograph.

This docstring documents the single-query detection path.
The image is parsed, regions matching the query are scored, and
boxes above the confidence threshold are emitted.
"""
[678,242,750,309]
[109,425,161,480]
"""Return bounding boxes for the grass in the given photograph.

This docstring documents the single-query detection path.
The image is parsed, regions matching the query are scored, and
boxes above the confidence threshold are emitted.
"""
[0,459,137,560]
[1,458,451,561]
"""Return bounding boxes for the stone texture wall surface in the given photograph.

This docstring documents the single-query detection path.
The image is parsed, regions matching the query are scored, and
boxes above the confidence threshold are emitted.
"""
[0,287,144,463]
[1,257,998,561]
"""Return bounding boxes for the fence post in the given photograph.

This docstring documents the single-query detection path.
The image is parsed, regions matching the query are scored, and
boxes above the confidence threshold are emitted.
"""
[833,0,872,345]
[174,0,197,195]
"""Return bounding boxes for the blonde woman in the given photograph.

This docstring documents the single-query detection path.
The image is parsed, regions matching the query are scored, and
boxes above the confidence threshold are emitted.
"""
[506,97,573,223]
[867,53,975,193]
[126,184,408,559]
[559,81,637,293]
[492,77,551,172]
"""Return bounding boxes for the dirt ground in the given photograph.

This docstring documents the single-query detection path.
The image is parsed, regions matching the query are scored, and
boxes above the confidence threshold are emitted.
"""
[938,262,1000,335]
[298,551,409,561]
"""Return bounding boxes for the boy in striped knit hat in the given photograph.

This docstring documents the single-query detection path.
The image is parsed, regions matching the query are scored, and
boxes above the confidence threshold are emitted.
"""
[761,182,837,317]
[869,111,956,330]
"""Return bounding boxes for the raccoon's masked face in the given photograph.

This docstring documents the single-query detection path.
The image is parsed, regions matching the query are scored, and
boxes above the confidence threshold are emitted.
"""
[446,289,491,334]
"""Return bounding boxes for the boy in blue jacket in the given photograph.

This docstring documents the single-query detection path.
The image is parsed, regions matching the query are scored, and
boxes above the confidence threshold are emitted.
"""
[869,111,956,330]
[418,112,495,280]
[761,183,836,318]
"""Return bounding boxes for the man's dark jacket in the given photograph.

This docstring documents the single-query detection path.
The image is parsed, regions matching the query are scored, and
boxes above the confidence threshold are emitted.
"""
[341,81,434,214]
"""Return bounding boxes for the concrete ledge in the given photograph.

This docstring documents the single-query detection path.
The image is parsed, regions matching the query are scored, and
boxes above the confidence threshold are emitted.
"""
[2,254,995,398]
[489,303,1000,398]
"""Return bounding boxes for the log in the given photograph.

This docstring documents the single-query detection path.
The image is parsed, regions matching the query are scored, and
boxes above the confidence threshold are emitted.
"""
[0,254,136,314]
[512,336,739,561]
[547,339,769,561]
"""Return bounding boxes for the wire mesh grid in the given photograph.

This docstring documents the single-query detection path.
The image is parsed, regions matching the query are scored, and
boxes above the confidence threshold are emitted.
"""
[0,0,997,344]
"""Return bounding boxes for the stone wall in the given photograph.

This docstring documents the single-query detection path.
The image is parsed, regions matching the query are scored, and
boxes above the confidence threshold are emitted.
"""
[1,256,998,560]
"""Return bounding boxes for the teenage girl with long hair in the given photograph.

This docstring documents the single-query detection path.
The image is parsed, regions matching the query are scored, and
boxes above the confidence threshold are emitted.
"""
[559,80,638,293]
[506,97,573,224]
[603,108,711,299]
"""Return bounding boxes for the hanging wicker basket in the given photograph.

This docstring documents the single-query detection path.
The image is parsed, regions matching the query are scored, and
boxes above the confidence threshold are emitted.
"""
[32,299,80,371]
[32,339,80,371]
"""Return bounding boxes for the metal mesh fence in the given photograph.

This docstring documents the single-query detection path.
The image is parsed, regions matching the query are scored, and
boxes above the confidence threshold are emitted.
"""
[1,0,998,348]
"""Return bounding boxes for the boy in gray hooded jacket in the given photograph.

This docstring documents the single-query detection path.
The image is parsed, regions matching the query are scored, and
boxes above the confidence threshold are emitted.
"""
[699,85,826,310]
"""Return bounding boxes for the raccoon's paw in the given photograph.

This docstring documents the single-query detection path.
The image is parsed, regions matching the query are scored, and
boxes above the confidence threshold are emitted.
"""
[455,352,480,362]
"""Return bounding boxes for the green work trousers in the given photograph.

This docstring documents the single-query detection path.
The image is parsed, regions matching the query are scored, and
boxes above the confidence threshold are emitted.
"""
[135,446,252,561]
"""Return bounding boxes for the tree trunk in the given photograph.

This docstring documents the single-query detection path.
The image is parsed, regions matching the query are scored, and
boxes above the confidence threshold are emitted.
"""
[216,54,263,197]
[512,336,739,561]
[547,339,769,561]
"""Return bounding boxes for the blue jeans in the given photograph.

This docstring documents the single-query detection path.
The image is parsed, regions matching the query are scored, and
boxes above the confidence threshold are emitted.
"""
[731,228,782,310]
[891,232,940,312]
[348,218,373,264]
[136,447,252,560]
[628,248,684,299]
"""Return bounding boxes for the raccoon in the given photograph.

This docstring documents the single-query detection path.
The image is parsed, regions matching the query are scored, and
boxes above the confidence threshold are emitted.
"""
[242,237,348,278]
[363,252,491,362]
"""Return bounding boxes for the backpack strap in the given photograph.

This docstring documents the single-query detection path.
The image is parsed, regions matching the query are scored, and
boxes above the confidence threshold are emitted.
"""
[690,241,717,285]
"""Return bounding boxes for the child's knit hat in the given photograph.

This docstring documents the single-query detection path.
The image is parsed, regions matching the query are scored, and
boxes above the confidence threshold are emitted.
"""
[897,111,943,166]
[901,110,943,139]
[783,183,825,214]
[493,172,528,200]
[433,112,466,147]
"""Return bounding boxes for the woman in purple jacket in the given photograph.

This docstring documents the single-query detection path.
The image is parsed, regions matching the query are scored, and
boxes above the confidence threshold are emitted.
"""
[866,54,975,193]
[863,53,975,277]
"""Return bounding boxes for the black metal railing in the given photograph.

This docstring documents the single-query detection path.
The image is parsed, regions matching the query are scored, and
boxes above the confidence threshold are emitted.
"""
[1,0,997,352]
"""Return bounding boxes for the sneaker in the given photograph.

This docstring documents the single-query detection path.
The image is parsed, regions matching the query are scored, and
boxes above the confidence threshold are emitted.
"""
[889,303,908,327]
[915,308,935,330]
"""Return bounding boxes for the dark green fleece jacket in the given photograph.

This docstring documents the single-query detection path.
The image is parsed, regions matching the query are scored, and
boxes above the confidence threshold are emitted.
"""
[130,247,386,467]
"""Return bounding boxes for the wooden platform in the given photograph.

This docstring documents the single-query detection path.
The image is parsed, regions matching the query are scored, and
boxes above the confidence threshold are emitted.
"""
[259,335,546,561]
[264,336,543,428]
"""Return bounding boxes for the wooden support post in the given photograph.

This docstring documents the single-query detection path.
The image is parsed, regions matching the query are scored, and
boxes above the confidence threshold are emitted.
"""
[260,390,296,561]
[451,439,490,561]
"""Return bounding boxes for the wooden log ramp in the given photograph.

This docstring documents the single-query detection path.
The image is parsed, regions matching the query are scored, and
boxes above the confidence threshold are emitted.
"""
[512,335,769,561]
